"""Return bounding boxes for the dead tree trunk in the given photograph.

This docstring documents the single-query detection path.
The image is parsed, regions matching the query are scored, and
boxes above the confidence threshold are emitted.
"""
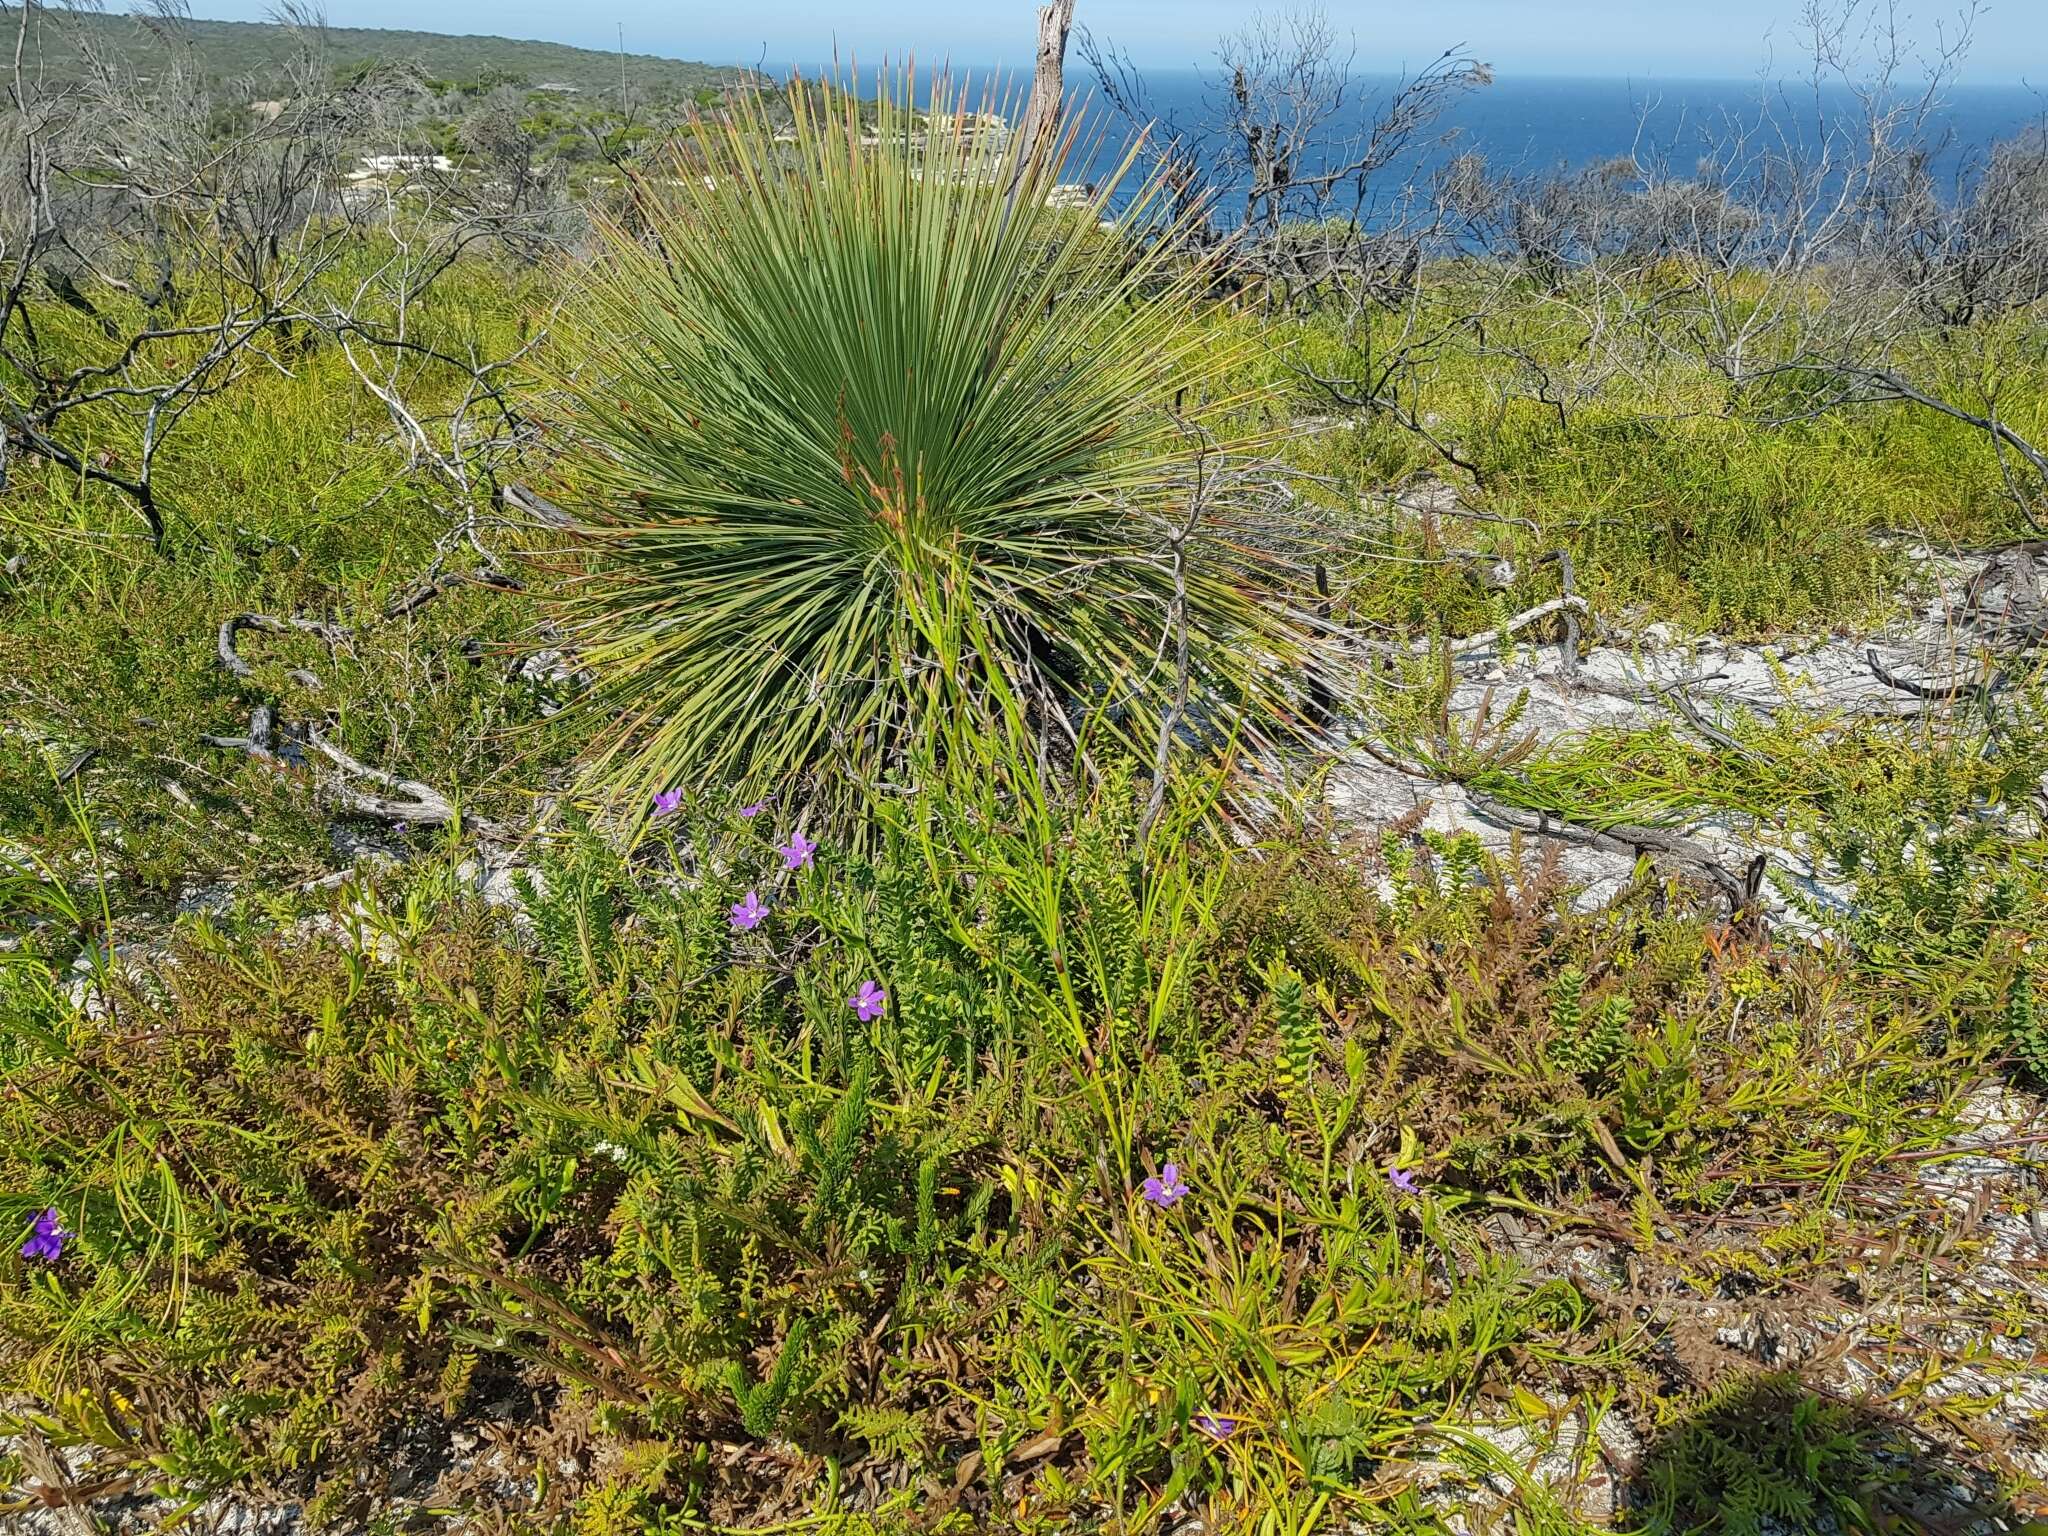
[1014,0,1076,176]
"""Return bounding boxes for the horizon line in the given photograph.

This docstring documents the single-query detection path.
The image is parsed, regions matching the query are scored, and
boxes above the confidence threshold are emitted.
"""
[75,8,2046,92]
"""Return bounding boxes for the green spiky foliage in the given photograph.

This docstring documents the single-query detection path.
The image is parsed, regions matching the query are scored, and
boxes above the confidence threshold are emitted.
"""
[2009,967,2047,1081]
[1550,972,1633,1080]
[1583,992,1634,1077]
[1633,1375,1963,1536]
[550,72,1317,823]
[1264,956,1316,1098]
[1547,965,1585,1046]
[728,1319,811,1440]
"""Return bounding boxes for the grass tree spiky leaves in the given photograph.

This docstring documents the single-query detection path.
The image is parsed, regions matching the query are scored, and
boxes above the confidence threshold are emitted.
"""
[548,70,1321,826]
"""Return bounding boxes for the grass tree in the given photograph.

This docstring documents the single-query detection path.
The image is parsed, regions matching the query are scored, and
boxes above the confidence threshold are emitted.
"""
[548,69,1322,825]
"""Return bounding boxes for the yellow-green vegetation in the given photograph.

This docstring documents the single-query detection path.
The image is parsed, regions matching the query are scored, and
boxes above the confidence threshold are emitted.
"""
[1279,292,2048,635]
[3,742,2041,1530]
[2,68,2048,1536]
[0,251,567,904]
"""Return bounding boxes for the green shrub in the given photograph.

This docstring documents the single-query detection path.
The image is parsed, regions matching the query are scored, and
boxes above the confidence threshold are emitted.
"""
[1631,1374,2007,1536]
[0,759,2032,1526]
[548,74,1317,822]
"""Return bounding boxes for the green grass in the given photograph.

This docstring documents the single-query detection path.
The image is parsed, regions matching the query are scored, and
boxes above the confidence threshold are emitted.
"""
[0,253,566,909]
[3,188,2048,1530]
[1271,283,2048,637]
[5,735,2035,1530]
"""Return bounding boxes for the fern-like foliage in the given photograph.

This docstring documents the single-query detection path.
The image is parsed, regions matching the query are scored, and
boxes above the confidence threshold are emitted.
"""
[1071,774,1148,1036]
[1635,1375,1923,1536]
[837,1403,929,1464]
[728,1318,811,1440]
[800,1056,874,1242]
[1547,965,1585,1049]
[513,818,636,1012]
[1551,975,1633,1081]
[1264,956,1316,1098]
[2009,968,2046,1081]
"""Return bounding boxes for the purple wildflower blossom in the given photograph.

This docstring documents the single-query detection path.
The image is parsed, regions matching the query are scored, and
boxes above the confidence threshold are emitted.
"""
[1389,1166,1420,1196]
[1140,1163,1190,1208]
[1194,1414,1240,1440]
[20,1208,68,1263]
[738,802,768,819]
[651,788,684,818]
[850,979,887,1021]
[729,890,767,931]
[778,831,817,870]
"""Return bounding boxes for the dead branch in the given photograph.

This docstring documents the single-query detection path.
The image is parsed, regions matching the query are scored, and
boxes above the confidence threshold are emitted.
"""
[502,481,574,528]
[202,708,498,834]
[217,612,351,679]
[383,567,524,620]
[1141,420,1209,840]
[303,727,499,832]
[209,600,502,832]
[1428,596,1592,661]
[1539,549,1583,682]
[1863,646,2004,706]
[1013,0,1076,176]
[1462,789,1749,909]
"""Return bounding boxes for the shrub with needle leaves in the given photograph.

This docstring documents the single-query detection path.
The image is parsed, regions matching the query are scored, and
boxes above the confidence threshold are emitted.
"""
[1263,955,1316,1098]
[547,71,1320,820]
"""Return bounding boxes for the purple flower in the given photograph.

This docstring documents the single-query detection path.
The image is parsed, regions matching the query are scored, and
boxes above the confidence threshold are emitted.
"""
[20,1208,68,1263]
[1389,1166,1420,1196]
[849,979,887,1020]
[1194,1413,1239,1440]
[778,832,817,870]
[651,788,684,819]
[393,821,409,835]
[729,890,767,931]
[1140,1163,1190,1208]
[738,801,768,819]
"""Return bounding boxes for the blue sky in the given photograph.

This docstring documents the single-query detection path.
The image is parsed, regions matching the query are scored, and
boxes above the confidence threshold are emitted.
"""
[188,1,2048,82]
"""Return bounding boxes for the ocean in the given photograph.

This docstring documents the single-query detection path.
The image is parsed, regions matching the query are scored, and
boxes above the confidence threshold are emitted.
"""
[774,64,2048,215]
[1069,70,2048,212]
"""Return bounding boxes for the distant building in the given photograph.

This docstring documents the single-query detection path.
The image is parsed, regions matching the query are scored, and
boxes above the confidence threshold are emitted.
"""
[953,110,1010,145]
